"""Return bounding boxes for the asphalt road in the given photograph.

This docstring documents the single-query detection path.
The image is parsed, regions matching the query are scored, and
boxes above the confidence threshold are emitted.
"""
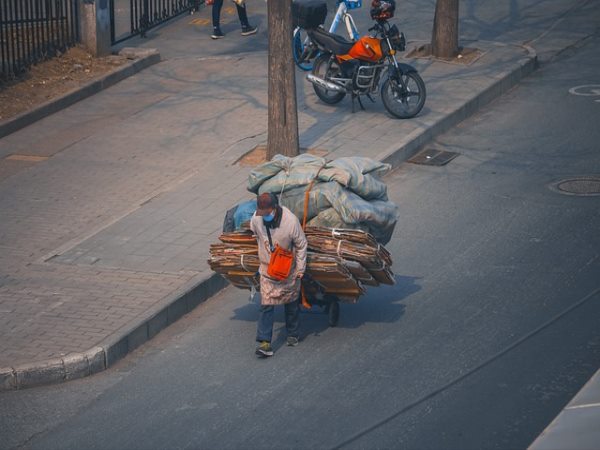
[2,16,600,450]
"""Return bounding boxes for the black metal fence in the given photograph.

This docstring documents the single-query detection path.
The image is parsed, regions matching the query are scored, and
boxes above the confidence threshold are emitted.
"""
[110,0,199,45]
[0,0,79,80]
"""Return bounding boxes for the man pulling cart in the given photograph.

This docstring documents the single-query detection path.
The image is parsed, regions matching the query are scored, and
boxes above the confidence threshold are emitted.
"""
[208,154,397,356]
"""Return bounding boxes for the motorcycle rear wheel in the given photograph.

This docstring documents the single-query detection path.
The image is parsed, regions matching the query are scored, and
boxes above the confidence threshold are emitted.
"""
[381,71,426,119]
[312,54,346,105]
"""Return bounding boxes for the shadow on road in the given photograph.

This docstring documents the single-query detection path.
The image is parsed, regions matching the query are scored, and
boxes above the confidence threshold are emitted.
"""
[229,275,421,339]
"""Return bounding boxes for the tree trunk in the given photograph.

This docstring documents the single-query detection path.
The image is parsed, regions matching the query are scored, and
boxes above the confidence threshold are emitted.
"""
[431,0,459,58]
[267,0,299,160]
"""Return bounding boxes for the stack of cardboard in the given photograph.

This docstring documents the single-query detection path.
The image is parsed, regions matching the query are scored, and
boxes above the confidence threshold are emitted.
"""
[208,227,394,303]
[208,231,260,290]
[304,227,395,286]
[304,253,365,301]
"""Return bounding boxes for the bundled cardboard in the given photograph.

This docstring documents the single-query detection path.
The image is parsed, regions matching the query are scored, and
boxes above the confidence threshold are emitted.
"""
[208,231,260,290]
[208,227,394,303]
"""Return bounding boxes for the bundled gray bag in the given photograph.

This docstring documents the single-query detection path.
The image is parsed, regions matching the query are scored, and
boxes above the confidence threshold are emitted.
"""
[247,154,398,244]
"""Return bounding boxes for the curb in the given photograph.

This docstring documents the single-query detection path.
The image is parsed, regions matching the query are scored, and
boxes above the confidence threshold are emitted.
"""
[0,44,538,392]
[0,47,161,139]
[1,273,227,391]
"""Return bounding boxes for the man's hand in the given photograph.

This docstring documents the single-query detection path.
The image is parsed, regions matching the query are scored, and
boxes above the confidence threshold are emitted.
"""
[296,272,304,279]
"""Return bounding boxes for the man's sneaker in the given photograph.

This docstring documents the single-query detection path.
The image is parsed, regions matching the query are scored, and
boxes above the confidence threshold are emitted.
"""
[286,336,299,347]
[241,25,258,36]
[255,341,273,357]
[211,28,225,39]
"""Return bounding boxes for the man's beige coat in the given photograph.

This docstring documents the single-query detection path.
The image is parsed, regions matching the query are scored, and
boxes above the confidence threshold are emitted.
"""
[250,206,307,305]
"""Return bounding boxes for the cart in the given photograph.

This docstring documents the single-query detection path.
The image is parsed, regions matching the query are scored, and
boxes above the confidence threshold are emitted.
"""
[303,292,341,327]
[301,275,345,327]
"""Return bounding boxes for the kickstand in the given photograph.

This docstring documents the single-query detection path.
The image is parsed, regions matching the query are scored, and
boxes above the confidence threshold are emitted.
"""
[357,95,366,111]
[351,93,366,113]
[366,93,376,103]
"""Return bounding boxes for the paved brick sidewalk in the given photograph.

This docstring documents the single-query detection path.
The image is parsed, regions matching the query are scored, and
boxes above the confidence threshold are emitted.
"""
[0,0,539,389]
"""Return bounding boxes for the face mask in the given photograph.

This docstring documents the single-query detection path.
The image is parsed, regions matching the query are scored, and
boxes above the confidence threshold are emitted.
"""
[263,211,275,222]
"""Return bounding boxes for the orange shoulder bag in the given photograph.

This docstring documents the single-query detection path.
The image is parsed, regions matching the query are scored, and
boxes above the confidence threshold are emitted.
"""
[266,226,294,280]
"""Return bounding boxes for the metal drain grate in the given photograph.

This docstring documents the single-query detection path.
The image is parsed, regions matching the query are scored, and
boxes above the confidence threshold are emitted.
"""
[554,176,600,196]
[408,148,459,166]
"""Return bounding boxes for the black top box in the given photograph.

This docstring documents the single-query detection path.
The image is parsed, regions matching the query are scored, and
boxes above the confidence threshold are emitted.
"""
[292,0,328,29]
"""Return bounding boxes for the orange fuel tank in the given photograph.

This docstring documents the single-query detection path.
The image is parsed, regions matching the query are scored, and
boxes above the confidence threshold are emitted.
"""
[347,36,383,62]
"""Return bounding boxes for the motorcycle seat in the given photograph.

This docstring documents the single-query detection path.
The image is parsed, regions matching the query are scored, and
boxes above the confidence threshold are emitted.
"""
[308,27,355,56]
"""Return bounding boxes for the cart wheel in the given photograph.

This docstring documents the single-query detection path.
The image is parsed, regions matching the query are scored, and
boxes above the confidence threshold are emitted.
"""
[328,300,340,327]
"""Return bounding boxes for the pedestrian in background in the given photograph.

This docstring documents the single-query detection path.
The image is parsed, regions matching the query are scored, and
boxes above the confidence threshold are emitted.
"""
[207,0,258,39]
[250,193,307,357]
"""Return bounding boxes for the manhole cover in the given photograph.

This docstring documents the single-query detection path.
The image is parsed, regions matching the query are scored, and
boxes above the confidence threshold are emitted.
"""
[408,148,459,166]
[553,176,600,196]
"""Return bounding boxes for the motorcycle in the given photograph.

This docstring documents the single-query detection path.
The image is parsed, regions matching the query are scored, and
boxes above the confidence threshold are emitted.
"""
[305,3,426,119]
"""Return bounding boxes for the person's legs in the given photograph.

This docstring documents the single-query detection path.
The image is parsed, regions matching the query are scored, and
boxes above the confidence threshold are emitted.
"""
[256,305,274,357]
[256,305,274,343]
[212,0,224,28]
[284,300,300,340]
[235,3,249,28]
[235,3,257,35]
[211,0,225,38]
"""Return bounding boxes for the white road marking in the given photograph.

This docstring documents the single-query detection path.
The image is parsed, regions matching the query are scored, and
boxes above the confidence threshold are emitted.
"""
[565,402,600,410]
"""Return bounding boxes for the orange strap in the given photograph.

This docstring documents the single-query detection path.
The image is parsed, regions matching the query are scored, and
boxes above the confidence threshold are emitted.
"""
[302,165,325,230]
[300,165,325,309]
[302,181,314,231]
[301,285,312,309]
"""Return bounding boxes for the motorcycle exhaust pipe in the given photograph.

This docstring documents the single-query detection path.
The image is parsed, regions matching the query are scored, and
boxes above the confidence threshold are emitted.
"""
[306,74,346,93]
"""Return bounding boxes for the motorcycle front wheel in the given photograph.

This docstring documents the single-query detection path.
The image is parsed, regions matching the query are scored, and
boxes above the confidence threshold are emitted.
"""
[312,54,346,105]
[381,71,426,119]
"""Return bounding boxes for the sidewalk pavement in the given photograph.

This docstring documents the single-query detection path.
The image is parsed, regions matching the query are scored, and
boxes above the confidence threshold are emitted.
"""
[0,0,581,407]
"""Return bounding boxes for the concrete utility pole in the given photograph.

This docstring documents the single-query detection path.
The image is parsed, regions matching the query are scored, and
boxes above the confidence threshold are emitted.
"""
[431,0,459,58]
[267,0,300,160]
